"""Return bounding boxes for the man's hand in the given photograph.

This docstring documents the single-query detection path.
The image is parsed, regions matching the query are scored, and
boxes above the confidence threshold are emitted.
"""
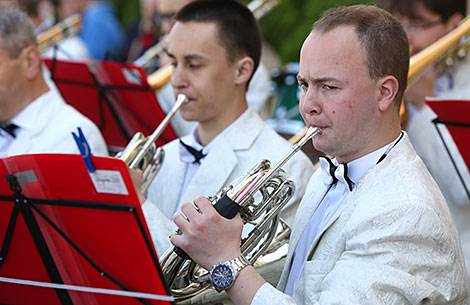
[170,196,244,271]
[128,168,146,204]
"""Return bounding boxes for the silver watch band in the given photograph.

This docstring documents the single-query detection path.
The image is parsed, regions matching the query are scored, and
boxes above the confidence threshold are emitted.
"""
[230,255,251,274]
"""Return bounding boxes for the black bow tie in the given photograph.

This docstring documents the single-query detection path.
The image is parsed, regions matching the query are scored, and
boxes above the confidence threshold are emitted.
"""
[0,123,18,138]
[319,156,354,191]
[179,139,207,164]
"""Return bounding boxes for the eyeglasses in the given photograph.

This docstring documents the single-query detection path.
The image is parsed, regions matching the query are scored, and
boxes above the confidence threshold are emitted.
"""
[403,19,443,32]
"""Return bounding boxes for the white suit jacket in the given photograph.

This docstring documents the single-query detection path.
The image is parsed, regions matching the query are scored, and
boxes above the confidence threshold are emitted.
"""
[143,108,314,256]
[252,133,469,305]
[4,90,108,157]
[407,55,470,275]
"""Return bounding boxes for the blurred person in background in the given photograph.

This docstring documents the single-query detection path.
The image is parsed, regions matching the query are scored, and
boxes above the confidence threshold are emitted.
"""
[19,0,90,60]
[59,0,124,60]
[123,0,160,63]
[0,10,108,156]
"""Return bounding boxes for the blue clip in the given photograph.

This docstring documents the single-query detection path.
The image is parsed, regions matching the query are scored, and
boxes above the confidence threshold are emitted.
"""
[72,127,95,173]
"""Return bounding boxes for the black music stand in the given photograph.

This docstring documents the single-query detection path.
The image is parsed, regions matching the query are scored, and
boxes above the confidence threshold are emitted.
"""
[43,57,177,153]
[427,98,470,201]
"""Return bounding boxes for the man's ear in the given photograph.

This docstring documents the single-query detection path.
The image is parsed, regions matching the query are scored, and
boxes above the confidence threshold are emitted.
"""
[377,75,399,112]
[234,56,254,85]
[20,45,41,80]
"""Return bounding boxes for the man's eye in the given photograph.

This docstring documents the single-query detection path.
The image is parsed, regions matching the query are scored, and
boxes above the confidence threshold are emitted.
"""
[321,84,336,90]
[188,63,201,69]
[298,82,308,89]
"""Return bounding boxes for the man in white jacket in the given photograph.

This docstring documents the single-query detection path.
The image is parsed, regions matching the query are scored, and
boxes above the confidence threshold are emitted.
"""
[0,10,107,157]
[171,4,468,304]
[136,0,313,257]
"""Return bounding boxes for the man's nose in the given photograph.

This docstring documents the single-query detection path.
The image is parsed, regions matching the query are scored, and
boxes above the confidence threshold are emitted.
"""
[300,88,321,117]
[171,65,188,90]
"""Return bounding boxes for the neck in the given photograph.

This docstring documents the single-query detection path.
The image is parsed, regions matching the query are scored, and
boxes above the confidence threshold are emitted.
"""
[337,113,401,164]
[0,78,49,123]
[196,100,247,146]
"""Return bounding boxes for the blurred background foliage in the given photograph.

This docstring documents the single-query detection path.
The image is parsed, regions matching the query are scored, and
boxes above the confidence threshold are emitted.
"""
[110,0,378,65]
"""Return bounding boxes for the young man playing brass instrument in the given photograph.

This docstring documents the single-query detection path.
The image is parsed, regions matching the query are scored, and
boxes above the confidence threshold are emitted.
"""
[136,0,314,257]
[171,5,469,304]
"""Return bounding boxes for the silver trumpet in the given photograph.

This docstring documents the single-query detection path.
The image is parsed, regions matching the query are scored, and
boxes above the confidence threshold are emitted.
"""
[116,94,188,193]
[160,126,321,304]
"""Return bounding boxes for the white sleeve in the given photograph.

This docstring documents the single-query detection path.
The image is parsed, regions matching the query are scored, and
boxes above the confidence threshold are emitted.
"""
[141,199,177,258]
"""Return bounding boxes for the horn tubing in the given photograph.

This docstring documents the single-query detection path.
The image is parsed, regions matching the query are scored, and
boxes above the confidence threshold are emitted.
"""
[129,94,188,169]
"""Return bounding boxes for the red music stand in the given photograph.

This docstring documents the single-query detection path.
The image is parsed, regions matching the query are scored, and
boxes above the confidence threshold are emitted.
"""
[426,98,470,201]
[0,154,173,305]
[43,58,177,154]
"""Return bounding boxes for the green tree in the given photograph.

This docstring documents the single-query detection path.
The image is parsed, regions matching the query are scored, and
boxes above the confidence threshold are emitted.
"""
[258,0,377,64]
[110,0,378,64]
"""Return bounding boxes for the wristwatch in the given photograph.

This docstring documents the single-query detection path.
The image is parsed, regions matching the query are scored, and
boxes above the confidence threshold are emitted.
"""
[210,255,251,292]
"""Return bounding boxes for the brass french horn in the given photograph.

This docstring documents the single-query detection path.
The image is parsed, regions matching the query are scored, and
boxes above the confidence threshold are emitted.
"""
[160,127,321,304]
[116,94,188,193]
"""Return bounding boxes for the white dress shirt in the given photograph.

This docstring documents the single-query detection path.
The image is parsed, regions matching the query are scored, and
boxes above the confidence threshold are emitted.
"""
[177,109,249,205]
[0,90,108,157]
[284,132,404,295]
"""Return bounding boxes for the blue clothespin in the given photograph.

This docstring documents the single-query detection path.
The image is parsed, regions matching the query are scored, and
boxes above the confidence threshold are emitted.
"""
[72,127,95,173]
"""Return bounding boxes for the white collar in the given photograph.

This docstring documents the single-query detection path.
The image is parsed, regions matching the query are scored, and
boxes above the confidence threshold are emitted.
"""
[10,90,53,133]
[332,132,404,185]
[182,108,250,157]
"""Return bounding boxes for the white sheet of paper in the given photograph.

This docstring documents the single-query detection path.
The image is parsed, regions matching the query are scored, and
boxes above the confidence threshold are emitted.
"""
[90,170,129,195]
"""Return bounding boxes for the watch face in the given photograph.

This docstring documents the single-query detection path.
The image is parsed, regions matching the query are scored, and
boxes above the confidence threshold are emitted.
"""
[210,263,234,290]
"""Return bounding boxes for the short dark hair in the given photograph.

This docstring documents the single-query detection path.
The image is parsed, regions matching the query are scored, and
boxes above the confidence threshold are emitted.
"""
[312,5,410,107]
[0,10,37,58]
[175,0,261,86]
[382,0,466,23]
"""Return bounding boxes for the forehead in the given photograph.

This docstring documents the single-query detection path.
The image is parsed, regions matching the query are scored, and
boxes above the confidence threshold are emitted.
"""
[168,21,226,58]
[157,0,193,14]
[299,26,369,79]
[397,1,439,21]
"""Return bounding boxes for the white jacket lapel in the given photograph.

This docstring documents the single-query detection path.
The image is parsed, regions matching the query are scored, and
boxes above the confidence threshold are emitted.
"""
[181,138,238,203]
[277,172,329,290]
[148,140,187,218]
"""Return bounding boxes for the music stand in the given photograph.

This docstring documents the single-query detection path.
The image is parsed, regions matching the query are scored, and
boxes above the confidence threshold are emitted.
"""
[43,58,177,154]
[426,98,470,201]
[0,154,174,304]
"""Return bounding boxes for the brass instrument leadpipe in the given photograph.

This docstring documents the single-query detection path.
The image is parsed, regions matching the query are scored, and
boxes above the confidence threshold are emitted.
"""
[128,93,188,169]
[232,126,321,205]
[134,40,165,68]
[37,14,81,53]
